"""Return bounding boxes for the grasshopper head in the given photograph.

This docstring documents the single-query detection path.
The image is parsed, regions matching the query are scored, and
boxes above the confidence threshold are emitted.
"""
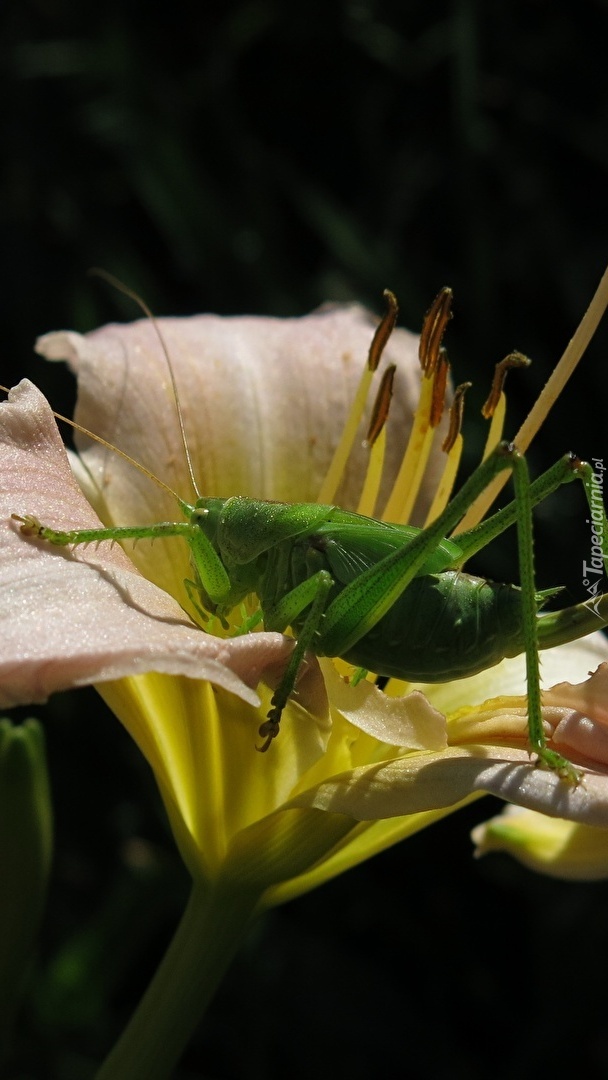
[191,497,226,548]
[190,497,263,622]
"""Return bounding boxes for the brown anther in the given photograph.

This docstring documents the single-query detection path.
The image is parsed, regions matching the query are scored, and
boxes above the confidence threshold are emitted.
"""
[429,352,450,429]
[481,351,531,419]
[419,287,453,376]
[365,364,396,447]
[256,717,280,753]
[442,381,472,452]
[368,290,399,372]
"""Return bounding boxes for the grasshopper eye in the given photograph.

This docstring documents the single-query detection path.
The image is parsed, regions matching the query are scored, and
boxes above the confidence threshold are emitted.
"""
[191,508,209,525]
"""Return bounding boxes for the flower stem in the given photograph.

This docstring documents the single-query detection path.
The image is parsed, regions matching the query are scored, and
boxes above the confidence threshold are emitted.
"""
[96,879,260,1080]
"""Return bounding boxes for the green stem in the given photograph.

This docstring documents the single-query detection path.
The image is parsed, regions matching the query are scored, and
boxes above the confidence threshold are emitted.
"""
[96,879,260,1080]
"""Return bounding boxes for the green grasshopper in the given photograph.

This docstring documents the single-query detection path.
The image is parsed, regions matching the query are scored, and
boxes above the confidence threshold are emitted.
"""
[12,286,608,777]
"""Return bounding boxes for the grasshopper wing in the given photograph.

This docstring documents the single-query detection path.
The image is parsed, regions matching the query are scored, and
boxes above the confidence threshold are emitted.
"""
[309,518,462,585]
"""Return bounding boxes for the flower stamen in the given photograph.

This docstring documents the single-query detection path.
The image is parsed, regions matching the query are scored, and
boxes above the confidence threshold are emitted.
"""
[317,290,398,505]
[424,381,471,524]
[380,338,450,525]
[481,351,531,422]
[357,364,395,517]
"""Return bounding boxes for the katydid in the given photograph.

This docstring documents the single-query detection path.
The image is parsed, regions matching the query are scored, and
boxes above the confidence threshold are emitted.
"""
[10,285,608,778]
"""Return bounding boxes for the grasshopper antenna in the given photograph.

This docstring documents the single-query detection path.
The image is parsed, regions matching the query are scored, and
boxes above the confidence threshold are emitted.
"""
[0,384,189,512]
[89,267,202,501]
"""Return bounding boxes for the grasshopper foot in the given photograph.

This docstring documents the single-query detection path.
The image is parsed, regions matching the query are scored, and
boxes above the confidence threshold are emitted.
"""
[534,746,582,786]
[11,513,43,537]
[257,700,284,752]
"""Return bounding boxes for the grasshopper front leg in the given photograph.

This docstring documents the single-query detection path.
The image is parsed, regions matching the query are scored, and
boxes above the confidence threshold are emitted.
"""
[13,514,231,606]
[258,570,334,750]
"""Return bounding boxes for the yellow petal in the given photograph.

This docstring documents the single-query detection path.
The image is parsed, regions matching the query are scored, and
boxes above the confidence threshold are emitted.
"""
[320,659,448,750]
[100,676,332,879]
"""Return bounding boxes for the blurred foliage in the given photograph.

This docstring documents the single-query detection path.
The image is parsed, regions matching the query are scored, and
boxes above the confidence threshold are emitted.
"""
[2,1,608,1077]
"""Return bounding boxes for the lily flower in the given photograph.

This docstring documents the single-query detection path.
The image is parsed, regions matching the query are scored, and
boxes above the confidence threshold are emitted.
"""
[2,285,608,1074]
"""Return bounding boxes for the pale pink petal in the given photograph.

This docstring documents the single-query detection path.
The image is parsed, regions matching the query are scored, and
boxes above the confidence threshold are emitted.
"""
[550,714,608,769]
[0,381,318,709]
[539,663,608,768]
[291,745,608,825]
[545,662,608,726]
[470,754,608,825]
[37,307,439,606]
[36,305,442,525]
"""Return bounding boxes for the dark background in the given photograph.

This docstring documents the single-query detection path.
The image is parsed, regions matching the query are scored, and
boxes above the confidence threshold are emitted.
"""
[3,2,608,1077]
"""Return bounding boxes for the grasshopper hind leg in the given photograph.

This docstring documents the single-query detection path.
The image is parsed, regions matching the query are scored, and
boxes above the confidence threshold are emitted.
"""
[506,451,582,783]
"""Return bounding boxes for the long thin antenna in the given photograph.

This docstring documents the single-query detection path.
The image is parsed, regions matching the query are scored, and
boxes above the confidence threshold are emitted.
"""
[89,267,202,500]
[0,384,189,512]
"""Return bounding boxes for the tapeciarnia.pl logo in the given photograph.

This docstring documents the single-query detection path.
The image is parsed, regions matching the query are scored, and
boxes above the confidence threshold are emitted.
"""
[582,458,607,617]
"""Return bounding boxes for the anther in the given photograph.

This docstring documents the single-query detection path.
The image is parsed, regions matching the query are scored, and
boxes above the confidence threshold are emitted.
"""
[419,288,453,376]
[365,364,396,447]
[368,290,399,372]
[429,351,450,428]
[481,351,531,419]
[442,381,472,453]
